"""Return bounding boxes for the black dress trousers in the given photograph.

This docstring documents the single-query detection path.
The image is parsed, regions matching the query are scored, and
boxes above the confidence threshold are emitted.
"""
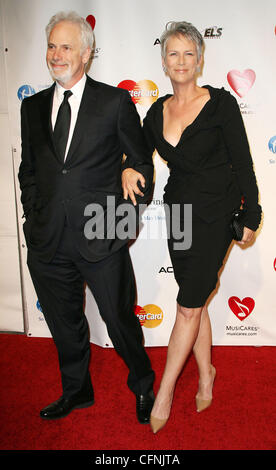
[27,224,154,399]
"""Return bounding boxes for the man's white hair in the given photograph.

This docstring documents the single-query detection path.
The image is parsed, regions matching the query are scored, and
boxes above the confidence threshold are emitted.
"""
[46,11,95,53]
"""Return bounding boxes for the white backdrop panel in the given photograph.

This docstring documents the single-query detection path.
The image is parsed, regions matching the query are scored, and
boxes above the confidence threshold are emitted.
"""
[2,0,276,345]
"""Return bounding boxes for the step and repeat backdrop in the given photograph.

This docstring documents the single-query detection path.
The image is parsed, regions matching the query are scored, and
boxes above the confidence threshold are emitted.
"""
[2,0,276,346]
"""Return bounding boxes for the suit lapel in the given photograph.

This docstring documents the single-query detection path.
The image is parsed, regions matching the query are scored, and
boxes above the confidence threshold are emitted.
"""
[65,77,101,165]
[39,83,59,161]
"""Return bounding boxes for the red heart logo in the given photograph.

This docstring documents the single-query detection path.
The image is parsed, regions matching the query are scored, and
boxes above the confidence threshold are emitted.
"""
[228,296,255,321]
[86,15,96,30]
[227,69,256,97]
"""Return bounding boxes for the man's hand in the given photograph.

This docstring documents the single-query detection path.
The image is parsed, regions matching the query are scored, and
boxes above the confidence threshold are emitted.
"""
[237,226,255,246]
[122,168,145,206]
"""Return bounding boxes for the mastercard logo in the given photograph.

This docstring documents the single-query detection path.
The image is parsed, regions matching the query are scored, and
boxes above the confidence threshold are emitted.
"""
[135,304,163,328]
[117,79,159,106]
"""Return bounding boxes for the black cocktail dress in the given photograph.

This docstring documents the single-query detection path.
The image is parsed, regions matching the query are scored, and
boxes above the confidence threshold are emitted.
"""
[143,85,261,307]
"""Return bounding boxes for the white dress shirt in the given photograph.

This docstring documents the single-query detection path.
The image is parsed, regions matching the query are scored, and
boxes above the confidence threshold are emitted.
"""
[51,74,87,160]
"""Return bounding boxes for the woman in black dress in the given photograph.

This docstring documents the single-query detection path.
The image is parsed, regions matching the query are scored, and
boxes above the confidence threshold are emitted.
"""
[142,21,262,433]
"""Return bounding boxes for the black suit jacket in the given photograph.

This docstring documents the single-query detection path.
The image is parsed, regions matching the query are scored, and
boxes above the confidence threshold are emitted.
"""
[19,75,153,262]
[143,85,261,231]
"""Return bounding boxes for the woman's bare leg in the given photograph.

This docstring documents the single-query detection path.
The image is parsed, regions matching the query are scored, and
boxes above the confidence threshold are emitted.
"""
[193,305,215,401]
[151,303,203,420]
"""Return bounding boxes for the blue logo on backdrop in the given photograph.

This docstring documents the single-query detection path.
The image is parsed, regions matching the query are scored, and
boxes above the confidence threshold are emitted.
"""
[36,300,43,312]
[268,136,276,154]
[17,85,35,101]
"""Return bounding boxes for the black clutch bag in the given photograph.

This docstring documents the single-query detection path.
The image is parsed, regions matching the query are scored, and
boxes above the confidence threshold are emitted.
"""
[230,208,246,241]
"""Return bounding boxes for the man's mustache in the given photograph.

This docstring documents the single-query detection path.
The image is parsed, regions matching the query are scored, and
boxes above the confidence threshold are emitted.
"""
[49,60,69,66]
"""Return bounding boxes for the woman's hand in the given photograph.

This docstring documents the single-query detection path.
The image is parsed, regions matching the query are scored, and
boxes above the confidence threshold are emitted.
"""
[238,226,255,245]
[122,168,145,206]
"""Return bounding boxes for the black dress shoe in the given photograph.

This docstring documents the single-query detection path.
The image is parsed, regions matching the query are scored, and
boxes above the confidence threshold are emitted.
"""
[40,395,94,420]
[136,390,155,424]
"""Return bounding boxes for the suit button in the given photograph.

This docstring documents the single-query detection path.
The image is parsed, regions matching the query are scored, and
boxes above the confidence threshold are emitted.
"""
[62,169,68,174]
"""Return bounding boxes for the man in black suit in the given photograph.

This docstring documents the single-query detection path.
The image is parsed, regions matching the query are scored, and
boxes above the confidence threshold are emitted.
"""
[18,11,155,423]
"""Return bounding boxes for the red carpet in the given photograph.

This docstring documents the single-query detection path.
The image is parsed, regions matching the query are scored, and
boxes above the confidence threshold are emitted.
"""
[0,333,275,451]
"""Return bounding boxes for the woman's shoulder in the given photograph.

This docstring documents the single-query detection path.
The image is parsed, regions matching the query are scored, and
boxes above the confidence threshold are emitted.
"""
[202,85,240,119]
[203,84,237,104]
[145,94,171,119]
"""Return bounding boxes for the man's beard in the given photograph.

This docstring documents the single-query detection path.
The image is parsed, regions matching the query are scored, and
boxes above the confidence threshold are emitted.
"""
[47,61,72,84]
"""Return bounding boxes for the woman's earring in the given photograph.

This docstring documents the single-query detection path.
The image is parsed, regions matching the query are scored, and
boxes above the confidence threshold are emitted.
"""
[162,65,167,74]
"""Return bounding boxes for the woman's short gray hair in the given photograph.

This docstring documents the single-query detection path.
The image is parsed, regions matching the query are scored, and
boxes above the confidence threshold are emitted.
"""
[160,21,204,60]
[45,11,95,53]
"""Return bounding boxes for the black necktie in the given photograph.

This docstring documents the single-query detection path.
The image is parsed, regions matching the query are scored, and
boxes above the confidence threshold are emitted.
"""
[53,90,72,160]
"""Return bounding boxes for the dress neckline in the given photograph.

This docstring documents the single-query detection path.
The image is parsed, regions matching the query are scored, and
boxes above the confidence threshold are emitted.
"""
[161,85,212,149]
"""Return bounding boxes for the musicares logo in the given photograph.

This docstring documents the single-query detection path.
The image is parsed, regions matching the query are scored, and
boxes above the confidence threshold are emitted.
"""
[135,304,163,328]
[117,79,159,106]
[228,296,255,321]
[227,69,256,98]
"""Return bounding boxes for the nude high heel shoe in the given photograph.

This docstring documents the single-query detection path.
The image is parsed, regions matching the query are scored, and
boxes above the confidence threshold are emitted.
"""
[196,365,216,413]
[150,390,174,433]
[150,414,168,434]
